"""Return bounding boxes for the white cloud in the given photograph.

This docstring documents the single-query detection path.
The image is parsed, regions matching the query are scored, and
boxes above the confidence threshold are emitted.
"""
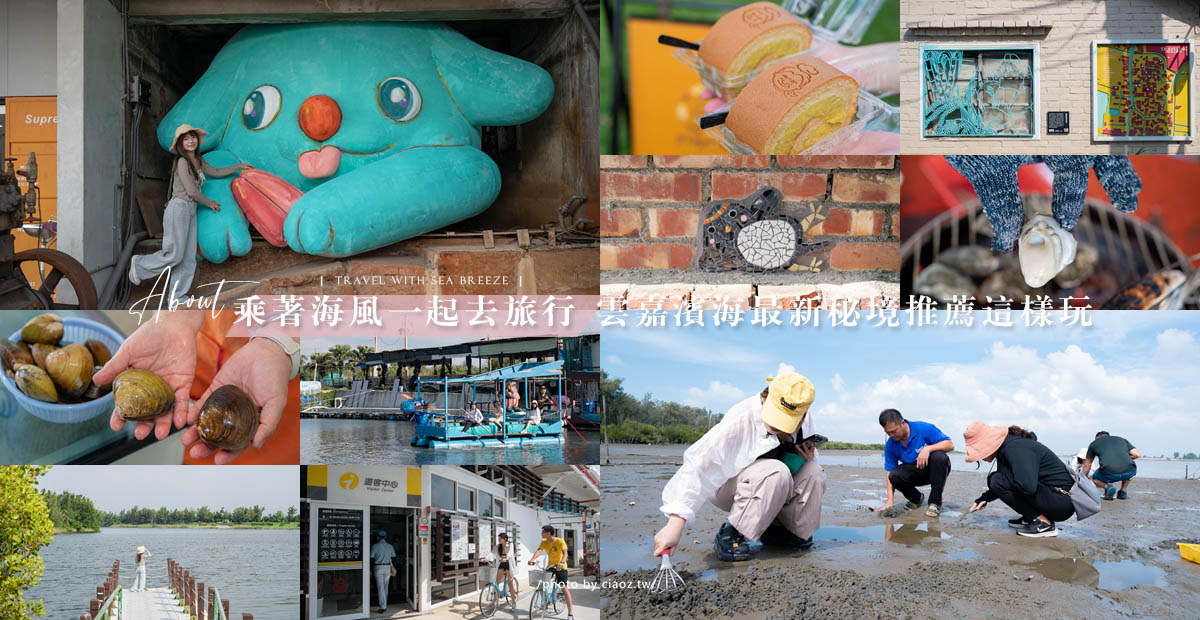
[831,373,845,393]
[813,340,1200,455]
[683,381,751,411]
[606,354,623,366]
[1155,328,1198,361]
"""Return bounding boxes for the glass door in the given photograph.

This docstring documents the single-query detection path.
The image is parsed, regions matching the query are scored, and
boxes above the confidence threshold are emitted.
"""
[404,509,418,611]
[310,503,368,620]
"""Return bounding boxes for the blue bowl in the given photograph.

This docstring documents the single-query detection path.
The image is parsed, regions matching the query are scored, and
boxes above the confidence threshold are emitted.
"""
[1,316,125,423]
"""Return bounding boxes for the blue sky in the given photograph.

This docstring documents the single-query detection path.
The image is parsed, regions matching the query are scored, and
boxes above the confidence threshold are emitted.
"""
[601,311,1200,456]
[38,466,298,512]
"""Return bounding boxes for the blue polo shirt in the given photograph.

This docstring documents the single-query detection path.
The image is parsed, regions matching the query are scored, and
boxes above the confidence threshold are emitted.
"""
[884,420,951,471]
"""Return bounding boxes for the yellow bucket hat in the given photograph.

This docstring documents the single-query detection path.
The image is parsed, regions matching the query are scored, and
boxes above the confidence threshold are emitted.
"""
[761,371,814,434]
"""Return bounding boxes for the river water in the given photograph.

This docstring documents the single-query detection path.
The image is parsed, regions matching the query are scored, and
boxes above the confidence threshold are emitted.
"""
[300,418,600,464]
[29,527,297,620]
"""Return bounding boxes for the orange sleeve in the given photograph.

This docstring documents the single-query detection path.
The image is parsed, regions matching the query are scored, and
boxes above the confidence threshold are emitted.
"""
[183,311,299,465]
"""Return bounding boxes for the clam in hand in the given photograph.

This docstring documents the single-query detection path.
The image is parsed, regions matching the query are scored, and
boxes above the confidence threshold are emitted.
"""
[113,369,176,421]
[20,313,64,345]
[45,343,94,399]
[15,364,59,403]
[196,385,259,451]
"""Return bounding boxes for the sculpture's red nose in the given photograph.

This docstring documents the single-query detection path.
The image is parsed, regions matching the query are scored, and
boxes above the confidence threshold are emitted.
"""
[299,95,341,142]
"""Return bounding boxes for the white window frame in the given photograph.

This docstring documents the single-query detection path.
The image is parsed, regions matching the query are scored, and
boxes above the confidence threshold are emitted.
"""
[1091,39,1194,142]
[919,43,1041,140]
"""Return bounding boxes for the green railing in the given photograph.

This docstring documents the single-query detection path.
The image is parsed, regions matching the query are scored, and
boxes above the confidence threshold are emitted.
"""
[91,585,123,620]
[80,559,122,620]
[168,558,253,620]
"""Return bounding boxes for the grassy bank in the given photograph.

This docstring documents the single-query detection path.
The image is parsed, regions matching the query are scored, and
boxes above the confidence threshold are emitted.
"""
[603,421,708,444]
[105,522,299,530]
[53,528,100,534]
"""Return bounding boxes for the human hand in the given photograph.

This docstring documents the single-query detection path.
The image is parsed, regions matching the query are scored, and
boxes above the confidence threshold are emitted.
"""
[181,338,290,464]
[945,155,1141,253]
[916,447,930,469]
[235,163,253,171]
[881,500,894,510]
[970,501,987,512]
[796,441,815,461]
[810,41,900,96]
[653,515,686,557]
[208,201,221,212]
[94,313,202,440]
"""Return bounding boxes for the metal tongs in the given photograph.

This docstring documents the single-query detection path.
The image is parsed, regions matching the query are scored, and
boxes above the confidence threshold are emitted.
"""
[649,550,685,594]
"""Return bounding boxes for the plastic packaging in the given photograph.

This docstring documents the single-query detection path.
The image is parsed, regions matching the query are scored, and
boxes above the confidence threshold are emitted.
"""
[701,87,899,155]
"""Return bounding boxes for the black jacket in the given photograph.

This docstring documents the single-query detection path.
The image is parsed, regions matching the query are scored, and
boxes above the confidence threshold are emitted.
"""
[978,436,1073,502]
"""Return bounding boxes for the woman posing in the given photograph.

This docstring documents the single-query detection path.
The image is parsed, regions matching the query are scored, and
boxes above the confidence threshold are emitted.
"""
[964,422,1075,538]
[129,124,250,301]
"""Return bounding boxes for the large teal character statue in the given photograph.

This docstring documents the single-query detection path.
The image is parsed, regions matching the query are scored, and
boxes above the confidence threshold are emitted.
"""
[158,22,554,262]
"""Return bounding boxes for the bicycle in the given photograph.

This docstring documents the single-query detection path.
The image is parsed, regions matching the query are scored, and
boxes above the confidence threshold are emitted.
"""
[528,565,567,620]
[478,563,517,617]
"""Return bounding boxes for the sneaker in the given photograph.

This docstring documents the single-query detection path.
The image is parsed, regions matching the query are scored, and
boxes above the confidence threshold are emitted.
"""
[759,519,813,550]
[904,491,925,511]
[1016,520,1058,538]
[1117,490,1127,500]
[715,522,752,561]
[128,259,141,285]
[1008,517,1032,529]
[1104,485,1117,500]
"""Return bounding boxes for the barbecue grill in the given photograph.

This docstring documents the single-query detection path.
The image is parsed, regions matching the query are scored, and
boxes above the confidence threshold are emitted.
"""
[901,195,1199,309]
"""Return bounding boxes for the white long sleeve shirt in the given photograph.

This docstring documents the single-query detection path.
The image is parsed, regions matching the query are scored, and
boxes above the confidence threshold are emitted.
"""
[660,394,816,523]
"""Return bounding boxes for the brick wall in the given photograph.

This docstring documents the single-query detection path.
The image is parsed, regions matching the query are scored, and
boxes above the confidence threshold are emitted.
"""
[601,155,900,280]
[901,0,1197,154]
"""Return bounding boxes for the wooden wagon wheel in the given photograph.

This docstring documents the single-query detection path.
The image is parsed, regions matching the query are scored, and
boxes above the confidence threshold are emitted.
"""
[7,247,99,309]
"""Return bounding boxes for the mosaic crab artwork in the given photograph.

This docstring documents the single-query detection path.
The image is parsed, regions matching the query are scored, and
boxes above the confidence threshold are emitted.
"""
[695,186,828,272]
[158,22,554,262]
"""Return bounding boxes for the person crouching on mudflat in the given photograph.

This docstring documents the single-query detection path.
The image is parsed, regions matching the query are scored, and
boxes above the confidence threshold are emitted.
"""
[964,422,1075,538]
[653,371,827,562]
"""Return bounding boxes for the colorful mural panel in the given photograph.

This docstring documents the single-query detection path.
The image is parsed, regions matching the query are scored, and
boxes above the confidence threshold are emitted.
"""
[1094,41,1192,140]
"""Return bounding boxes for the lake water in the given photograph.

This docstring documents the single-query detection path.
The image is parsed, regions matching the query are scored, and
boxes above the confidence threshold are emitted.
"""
[300,419,601,464]
[29,527,297,620]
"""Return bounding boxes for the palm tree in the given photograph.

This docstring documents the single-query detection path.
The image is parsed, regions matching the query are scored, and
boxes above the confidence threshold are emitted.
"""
[352,345,375,381]
[328,345,353,386]
[310,352,334,383]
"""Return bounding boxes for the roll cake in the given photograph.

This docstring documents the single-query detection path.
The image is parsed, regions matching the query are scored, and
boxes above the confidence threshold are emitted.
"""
[698,2,813,87]
[724,56,858,154]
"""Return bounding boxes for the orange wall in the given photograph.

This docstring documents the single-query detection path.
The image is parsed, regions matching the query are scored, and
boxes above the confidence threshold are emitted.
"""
[4,96,57,285]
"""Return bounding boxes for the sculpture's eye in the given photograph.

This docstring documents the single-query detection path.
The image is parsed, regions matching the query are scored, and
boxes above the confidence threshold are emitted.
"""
[728,210,738,218]
[243,85,281,130]
[707,226,716,234]
[379,77,421,122]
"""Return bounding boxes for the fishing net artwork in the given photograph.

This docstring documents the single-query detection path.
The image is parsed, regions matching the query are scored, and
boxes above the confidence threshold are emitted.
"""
[695,186,829,272]
[922,47,1035,137]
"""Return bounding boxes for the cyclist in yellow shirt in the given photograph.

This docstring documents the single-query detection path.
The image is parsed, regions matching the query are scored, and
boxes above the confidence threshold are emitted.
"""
[528,525,574,620]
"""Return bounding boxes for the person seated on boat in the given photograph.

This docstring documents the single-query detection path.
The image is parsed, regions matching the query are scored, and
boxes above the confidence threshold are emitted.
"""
[519,402,543,433]
[461,401,484,431]
[537,384,555,410]
[481,401,503,426]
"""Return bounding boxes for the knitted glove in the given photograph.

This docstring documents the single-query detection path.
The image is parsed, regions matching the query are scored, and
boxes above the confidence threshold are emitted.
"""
[945,155,1142,253]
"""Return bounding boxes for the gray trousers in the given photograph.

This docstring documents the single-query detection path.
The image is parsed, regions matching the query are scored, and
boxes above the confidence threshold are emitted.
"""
[131,197,198,301]
[713,457,827,542]
[373,564,391,609]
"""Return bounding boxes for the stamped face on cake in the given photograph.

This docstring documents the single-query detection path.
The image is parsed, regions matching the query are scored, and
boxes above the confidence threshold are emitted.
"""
[741,4,785,28]
[771,63,819,96]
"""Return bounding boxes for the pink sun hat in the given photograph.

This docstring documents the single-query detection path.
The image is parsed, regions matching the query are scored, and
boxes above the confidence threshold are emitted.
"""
[963,421,1008,463]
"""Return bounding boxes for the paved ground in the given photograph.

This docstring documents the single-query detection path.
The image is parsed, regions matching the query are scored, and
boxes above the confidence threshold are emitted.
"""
[369,571,602,620]
[123,587,188,620]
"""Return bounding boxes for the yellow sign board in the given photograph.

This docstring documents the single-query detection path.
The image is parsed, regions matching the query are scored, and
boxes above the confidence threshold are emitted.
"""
[4,96,59,285]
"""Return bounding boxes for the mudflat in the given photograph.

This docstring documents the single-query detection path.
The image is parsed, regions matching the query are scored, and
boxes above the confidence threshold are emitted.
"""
[600,445,1200,619]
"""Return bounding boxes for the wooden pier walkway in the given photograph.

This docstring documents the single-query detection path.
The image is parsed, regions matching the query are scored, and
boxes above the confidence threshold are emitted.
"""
[123,588,188,620]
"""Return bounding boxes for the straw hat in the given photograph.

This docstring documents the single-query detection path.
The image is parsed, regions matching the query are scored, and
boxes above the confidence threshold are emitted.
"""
[760,371,814,434]
[137,546,147,554]
[169,124,208,153]
[963,421,1008,462]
